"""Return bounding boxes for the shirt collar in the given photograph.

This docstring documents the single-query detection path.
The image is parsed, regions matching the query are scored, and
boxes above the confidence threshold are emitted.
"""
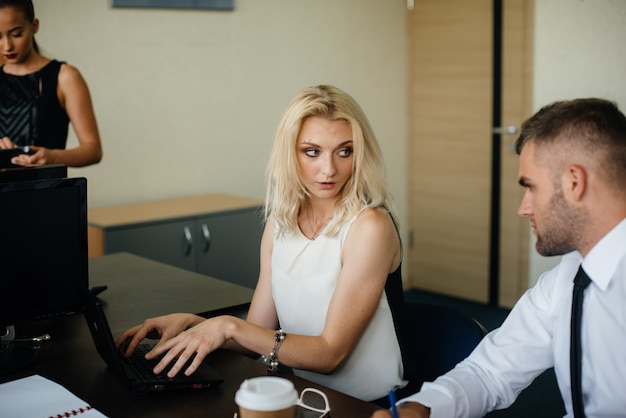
[580,218,626,291]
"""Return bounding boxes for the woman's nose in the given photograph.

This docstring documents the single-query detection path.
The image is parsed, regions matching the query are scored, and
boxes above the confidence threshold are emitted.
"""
[320,155,336,176]
[1,37,11,52]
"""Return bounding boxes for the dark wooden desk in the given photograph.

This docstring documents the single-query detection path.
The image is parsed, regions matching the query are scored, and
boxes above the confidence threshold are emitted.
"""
[88,252,255,332]
[1,253,379,417]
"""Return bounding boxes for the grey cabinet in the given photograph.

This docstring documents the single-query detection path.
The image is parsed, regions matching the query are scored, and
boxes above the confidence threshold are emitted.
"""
[88,194,264,288]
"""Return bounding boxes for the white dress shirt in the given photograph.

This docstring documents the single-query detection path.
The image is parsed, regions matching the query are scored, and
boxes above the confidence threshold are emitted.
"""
[400,218,626,418]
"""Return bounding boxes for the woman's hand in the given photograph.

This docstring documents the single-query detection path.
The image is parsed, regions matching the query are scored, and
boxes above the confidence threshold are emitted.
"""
[144,315,236,378]
[0,139,49,167]
[0,137,16,149]
[115,313,202,358]
[10,145,48,166]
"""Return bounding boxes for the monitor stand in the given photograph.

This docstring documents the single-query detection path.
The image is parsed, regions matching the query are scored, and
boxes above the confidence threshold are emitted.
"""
[89,285,108,296]
[0,326,39,375]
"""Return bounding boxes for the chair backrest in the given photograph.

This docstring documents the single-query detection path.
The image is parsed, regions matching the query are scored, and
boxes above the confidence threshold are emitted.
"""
[403,302,488,385]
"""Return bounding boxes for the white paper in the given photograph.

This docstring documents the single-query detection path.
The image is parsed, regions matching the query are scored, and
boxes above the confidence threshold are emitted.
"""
[0,374,107,417]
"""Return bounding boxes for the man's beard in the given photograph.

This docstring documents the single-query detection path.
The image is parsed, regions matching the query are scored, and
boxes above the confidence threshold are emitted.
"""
[535,184,586,257]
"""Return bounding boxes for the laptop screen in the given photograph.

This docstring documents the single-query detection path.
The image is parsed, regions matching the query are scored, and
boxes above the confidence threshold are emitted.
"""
[0,177,89,328]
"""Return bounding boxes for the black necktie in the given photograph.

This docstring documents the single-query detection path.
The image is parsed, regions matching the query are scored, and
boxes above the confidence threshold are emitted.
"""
[570,266,591,418]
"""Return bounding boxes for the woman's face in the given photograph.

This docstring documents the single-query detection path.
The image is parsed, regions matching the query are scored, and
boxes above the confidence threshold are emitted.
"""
[296,116,354,202]
[0,7,38,65]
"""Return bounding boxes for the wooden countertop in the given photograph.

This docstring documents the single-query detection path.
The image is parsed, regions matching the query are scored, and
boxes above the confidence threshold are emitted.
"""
[88,193,263,228]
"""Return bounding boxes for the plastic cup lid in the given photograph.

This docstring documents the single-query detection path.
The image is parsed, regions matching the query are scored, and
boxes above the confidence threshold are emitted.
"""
[235,377,298,411]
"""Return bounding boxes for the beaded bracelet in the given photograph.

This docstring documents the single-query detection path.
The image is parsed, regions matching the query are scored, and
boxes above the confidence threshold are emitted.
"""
[262,329,286,373]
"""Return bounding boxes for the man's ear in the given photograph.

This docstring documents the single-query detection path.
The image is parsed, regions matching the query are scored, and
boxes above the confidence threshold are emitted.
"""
[563,164,587,202]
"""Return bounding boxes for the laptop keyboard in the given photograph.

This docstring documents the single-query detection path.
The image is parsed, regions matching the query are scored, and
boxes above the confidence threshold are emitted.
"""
[123,344,173,381]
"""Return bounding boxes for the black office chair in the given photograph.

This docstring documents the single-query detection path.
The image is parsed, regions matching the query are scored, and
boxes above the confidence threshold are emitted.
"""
[403,302,488,386]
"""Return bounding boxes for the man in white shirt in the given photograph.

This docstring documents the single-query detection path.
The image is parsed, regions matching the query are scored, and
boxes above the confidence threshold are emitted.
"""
[371,98,626,418]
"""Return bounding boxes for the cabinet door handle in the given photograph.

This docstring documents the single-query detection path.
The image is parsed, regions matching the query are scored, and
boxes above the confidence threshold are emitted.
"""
[183,226,193,256]
[201,224,211,253]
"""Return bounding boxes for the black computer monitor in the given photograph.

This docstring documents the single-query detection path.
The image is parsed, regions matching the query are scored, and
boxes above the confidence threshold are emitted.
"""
[0,177,89,373]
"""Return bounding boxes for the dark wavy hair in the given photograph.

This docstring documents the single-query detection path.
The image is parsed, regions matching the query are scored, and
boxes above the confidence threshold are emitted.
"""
[516,98,626,189]
[0,0,39,53]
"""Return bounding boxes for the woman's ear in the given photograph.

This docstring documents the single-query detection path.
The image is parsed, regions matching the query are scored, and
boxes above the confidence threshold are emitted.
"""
[32,18,40,35]
[563,164,587,202]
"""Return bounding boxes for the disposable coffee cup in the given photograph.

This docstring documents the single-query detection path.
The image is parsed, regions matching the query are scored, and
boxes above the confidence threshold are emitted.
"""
[235,376,298,418]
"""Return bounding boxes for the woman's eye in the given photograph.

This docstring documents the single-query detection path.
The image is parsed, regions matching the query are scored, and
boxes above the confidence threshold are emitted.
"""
[338,147,353,157]
[304,149,319,157]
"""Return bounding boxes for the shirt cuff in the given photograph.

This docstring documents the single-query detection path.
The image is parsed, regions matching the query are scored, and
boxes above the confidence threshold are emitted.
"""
[397,383,456,418]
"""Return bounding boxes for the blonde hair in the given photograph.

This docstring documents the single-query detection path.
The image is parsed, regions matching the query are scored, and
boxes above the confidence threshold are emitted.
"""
[264,85,395,237]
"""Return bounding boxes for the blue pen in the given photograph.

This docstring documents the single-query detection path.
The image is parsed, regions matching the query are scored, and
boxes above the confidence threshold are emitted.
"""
[388,388,399,418]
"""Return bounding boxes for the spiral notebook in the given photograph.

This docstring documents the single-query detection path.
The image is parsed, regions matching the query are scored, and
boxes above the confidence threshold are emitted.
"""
[83,294,224,394]
[0,374,107,417]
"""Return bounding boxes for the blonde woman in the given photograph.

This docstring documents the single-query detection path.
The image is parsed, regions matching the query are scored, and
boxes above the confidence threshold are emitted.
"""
[117,85,409,403]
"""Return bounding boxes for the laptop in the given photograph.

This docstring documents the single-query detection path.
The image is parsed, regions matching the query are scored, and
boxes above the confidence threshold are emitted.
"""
[83,294,224,394]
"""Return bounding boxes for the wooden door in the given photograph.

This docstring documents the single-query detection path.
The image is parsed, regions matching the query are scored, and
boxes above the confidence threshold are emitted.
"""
[406,0,533,307]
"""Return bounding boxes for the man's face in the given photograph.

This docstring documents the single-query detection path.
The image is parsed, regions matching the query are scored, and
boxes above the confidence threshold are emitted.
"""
[517,141,583,256]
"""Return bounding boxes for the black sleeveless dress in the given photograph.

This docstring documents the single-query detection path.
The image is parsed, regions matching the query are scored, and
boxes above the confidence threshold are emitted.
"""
[0,60,70,149]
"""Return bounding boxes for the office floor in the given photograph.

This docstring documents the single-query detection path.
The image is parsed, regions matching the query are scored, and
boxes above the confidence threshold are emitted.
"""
[404,289,566,418]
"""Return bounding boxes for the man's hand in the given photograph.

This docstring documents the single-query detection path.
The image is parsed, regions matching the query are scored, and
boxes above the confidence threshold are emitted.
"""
[370,402,430,418]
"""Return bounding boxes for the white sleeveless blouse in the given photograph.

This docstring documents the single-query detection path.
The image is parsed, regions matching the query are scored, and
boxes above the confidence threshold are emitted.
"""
[271,216,406,401]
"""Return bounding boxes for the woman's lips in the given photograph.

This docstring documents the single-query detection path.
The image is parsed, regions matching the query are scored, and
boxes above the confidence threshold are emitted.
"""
[318,182,335,190]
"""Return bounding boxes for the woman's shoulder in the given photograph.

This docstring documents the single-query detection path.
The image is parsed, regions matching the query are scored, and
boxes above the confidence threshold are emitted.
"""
[348,206,397,238]
[56,62,90,96]
[342,207,402,271]
[57,61,83,81]
[354,206,394,223]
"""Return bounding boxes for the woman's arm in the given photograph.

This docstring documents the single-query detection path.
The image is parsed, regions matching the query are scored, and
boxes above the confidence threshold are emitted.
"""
[53,63,103,166]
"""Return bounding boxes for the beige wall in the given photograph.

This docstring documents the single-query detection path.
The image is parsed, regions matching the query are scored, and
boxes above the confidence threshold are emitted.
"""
[33,0,626,289]
[33,0,408,232]
[528,0,626,284]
